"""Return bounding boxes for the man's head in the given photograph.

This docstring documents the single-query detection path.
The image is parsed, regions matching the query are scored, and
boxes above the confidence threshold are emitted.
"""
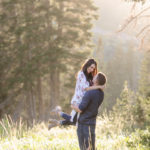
[93,72,107,86]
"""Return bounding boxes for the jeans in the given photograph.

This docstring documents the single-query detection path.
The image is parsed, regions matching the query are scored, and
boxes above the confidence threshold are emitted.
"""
[77,124,95,150]
[60,112,77,126]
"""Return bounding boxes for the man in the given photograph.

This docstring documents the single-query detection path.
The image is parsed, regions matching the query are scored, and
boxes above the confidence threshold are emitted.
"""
[72,72,107,150]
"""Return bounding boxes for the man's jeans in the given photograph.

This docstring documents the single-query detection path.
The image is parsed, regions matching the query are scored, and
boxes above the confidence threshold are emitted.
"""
[77,124,95,150]
[60,112,77,126]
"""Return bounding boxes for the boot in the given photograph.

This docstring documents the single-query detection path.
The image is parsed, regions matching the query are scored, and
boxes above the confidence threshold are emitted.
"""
[48,119,60,130]
[50,106,62,117]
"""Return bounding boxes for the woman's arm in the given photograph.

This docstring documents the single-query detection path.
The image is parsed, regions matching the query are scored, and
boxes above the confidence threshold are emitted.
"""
[85,84,105,91]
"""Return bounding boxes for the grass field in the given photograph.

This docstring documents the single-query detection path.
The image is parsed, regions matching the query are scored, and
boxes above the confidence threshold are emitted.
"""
[0,116,149,150]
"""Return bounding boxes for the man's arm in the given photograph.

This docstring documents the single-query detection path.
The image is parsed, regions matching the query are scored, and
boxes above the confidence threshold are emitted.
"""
[71,91,91,113]
[71,104,81,113]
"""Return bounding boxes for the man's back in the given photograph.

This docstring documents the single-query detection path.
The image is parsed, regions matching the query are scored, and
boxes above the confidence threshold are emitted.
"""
[78,89,104,125]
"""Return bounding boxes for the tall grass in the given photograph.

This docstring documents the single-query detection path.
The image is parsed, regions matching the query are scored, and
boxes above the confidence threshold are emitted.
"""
[0,115,149,150]
[0,115,27,139]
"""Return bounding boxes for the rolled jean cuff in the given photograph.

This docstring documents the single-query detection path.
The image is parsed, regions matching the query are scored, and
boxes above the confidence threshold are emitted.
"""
[60,112,63,117]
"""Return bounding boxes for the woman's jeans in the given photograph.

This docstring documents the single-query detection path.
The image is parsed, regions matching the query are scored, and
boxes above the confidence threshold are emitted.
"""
[77,124,95,150]
[60,112,77,126]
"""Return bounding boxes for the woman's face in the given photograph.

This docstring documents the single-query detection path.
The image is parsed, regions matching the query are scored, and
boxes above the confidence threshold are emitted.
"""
[87,64,96,74]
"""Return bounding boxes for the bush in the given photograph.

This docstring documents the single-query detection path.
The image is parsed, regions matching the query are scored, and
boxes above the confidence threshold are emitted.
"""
[126,127,150,149]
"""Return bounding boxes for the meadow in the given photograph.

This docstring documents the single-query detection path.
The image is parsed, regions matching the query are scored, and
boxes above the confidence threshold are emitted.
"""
[0,115,149,150]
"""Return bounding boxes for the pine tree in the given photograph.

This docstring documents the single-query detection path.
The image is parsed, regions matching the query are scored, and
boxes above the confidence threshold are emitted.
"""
[112,81,149,130]
[0,0,98,122]
[139,52,150,98]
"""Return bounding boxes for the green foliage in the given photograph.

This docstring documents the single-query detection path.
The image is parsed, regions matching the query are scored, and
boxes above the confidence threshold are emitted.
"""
[0,0,98,120]
[139,52,150,98]
[95,40,142,111]
[0,115,27,139]
[126,127,150,149]
[111,81,150,132]
[0,115,150,150]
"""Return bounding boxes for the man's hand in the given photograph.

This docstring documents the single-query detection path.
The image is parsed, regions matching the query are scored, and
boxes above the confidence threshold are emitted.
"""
[71,103,82,113]
[71,101,77,109]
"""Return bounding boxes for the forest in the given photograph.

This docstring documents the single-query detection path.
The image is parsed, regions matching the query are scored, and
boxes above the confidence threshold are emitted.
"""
[0,0,150,149]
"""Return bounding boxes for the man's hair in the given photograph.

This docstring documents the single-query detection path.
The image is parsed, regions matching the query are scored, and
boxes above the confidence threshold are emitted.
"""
[96,72,107,85]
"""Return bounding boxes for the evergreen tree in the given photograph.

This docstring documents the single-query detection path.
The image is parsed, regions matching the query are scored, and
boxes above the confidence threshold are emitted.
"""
[112,81,149,131]
[139,52,150,98]
[0,0,98,122]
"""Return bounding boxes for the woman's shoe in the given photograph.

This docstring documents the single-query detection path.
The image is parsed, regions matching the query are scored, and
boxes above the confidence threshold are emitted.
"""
[50,106,62,117]
[48,119,60,130]
[48,123,57,130]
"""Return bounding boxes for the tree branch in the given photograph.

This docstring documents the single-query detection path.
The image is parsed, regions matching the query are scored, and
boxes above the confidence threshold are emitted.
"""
[117,6,150,32]
[136,24,150,37]
[138,29,150,51]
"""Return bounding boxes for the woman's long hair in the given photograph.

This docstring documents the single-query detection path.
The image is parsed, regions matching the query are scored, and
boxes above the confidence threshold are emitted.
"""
[81,58,97,85]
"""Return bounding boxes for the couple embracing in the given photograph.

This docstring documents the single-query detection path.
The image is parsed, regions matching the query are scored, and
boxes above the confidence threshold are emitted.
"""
[49,58,107,150]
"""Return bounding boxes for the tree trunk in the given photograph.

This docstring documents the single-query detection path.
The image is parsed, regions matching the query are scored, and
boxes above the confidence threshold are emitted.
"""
[49,68,60,110]
[37,75,44,121]
[25,82,36,124]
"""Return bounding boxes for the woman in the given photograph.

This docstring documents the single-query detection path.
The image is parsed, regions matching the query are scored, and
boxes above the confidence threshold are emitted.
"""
[49,58,104,129]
